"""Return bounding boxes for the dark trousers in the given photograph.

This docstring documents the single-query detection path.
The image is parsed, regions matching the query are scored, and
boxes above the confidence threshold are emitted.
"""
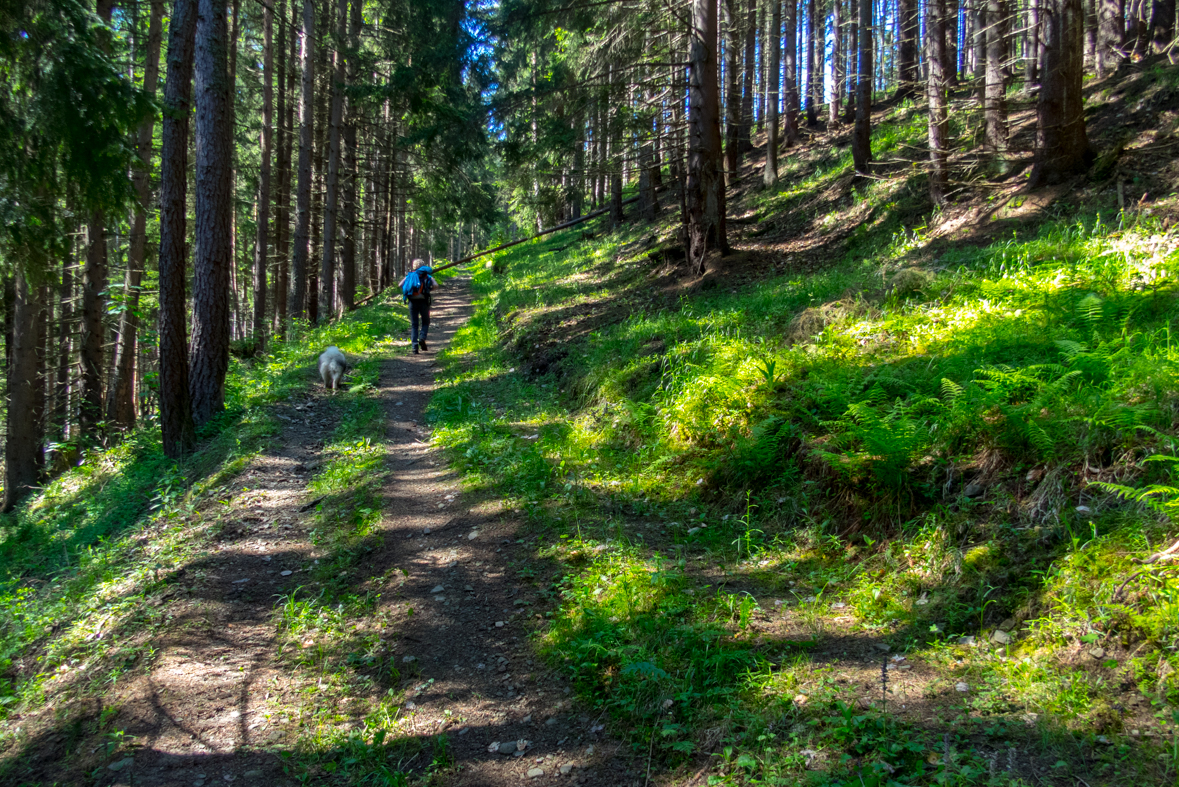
[409,299,430,344]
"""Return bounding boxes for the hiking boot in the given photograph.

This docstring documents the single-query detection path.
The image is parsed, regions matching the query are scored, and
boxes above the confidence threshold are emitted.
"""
[413,342,419,355]
[419,339,428,352]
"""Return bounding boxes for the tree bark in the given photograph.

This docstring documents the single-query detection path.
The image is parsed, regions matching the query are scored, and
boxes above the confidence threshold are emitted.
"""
[288,0,315,323]
[275,0,296,334]
[844,0,858,122]
[80,211,107,440]
[1097,0,1124,74]
[319,0,346,322]
[1151,0,1175,51]
[53,250,74,442]
[190,0,233,426]
[724,0,742,180]
[340,0,361,311]
[806,0,818,124]
[79,0,115,443]
[687,0,728,272]
[158,0,197,457]
[739,0,756,153]
[985,0,1009,164]
[927,0,951,203]
[1029,0,1042,82]
[830,0,843,120]
[1030,0,1090,187]
[5,270,44,511]
[947,0,960,85]
[973,0,988,97]
[108,0,163,432]
[852,0,873,174]
[572,113,585,219]
[783,0,800,146]
[252,0,273,345]
[765,0,783,185]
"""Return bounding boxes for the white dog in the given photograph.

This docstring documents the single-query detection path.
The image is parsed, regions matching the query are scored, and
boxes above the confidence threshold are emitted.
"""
[318,346,347,391]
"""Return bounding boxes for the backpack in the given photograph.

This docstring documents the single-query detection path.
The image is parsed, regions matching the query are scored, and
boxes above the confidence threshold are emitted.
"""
[401,266,434,301]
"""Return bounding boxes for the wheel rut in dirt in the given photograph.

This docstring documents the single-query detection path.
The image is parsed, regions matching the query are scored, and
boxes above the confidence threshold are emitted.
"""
[364,278,639,786]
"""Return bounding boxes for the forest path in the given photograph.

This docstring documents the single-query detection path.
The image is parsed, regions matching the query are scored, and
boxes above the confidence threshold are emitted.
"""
[369,278,638,786]
[47,277,639,787]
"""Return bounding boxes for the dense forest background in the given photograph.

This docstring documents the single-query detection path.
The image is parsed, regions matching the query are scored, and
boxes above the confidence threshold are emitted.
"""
[0,0,1173,510]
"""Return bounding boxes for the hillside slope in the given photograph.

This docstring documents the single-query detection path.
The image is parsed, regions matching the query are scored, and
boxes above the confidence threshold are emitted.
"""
[426,61,1179,786]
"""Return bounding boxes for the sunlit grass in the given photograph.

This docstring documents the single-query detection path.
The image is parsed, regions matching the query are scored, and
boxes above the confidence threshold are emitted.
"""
[0,295,409,723]
[430,189,1179,781]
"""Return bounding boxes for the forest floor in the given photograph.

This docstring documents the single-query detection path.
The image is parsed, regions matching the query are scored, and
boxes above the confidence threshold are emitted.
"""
[0,280,644,786]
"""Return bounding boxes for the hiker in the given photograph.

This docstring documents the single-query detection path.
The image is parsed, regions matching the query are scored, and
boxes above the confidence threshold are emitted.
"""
[401,258,438,354]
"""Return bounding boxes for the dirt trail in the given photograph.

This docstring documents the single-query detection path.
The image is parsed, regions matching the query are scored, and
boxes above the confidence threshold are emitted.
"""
[18,278,638,787]
[372,280,639,786]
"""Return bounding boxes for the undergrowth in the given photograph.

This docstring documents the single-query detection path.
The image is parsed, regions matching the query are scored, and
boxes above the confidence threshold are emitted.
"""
[0,295,408,748]
[430,112,1179,783]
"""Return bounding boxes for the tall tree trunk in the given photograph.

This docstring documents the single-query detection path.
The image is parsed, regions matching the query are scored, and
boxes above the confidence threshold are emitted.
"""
[724,0,742,180]
[1085,0,1098,65]
[190,0,233,426]
[340,0,361,311]
[1030,0,1090,186]
[739,0,756,153]
[108,0,163,432]
[688,0,728,272]
[572,113,585,219]
[80,211,106,440]
[1096,0,1123,74]
[852,0,873,174]
[844,0,858,121]
[985,0,1010,164]
[275,0,296,334]
[927,0,951,203]
[319,0,346,322]
[79,0,115,443]
[53,252,73,442]
[288,0,315,323]
[229,0,241,344]
[807,0,818,123]
[947,0,960,85]
[158,0,197,457]
[1127,0,1150,55]
[765,0,783,184]
[252,0,273,345]
[309,0,330,326]
[783,0,800,146]
[1151,0,1175,50]
[973,0,988,97]
[5,270,44,511]
[1029,0,1042,82]
[830,0,843,120]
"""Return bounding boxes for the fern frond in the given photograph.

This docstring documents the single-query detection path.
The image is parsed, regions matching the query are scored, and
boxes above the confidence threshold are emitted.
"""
[940,378,964,402]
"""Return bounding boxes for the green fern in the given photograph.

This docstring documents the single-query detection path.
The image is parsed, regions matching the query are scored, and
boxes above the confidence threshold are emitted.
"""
[940,378,964,403]
[1092,456,1179,518]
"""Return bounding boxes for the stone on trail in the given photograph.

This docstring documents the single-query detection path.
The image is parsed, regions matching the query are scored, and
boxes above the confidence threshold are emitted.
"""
[990,629,1012,645]
[560,764,575,775]
[527,768,545,778]
[431,585,444,593]
[497,741,517,755]
[108,757,135,772]
[280,570,293,576]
